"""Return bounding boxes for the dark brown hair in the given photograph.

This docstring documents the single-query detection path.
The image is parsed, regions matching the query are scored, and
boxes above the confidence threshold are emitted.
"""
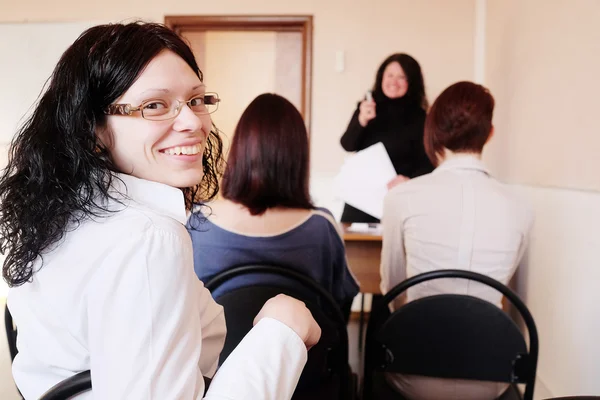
[424,81,495,166]
[221,93,313,215]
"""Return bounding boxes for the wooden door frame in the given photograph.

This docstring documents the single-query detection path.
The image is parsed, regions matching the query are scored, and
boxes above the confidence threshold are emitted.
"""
[165,15,313,133]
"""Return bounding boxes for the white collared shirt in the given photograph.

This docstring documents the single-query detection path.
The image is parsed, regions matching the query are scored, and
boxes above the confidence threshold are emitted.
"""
[380,155,534,308]
[8,174,307,399]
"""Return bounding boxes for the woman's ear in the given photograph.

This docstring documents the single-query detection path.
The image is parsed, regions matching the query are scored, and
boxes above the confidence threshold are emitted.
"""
[95,125,113,151]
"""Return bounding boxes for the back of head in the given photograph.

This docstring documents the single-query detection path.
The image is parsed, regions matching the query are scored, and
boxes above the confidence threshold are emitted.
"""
[373,53,428,110]
[424,81,495,166]
[0,22,223,287]
[221,93,313,215]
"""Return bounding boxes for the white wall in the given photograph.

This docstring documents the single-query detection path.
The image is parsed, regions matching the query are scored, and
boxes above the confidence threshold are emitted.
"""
[0,22,103,145]
[512,185,600,397]
[484,0,600,192]
[483,0,600,396]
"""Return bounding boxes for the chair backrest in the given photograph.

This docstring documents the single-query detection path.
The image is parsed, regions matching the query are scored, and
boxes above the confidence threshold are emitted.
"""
[4,303,18,362]
[38,371,92,400]
[36,372,213,399]
[364,269,538,400]
[204,264,350,398]
[544,397,600,399]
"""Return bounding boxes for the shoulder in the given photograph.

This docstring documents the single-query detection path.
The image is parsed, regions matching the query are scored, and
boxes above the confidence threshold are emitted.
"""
[489,181,535,229]
[89,207,194,277]
[383,173,437,219]
[310,207,337,226]
[94,203,191,256]
[186,206,214,232]
[404,106,426,124]
[387,172,436,199]
[118,202,188,236]
[308,208,345,240]
[414,107,426,119]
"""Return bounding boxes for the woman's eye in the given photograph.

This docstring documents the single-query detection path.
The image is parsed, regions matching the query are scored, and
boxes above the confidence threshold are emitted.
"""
[143,101,168,110]
[190,97,204,106]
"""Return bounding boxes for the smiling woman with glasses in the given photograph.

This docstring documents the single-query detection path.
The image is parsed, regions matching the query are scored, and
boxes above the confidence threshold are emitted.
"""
[0,21,320,400]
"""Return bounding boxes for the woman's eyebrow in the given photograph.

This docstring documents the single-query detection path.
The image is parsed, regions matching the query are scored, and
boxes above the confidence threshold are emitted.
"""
[137,84,205,98]
[139,88,170,96]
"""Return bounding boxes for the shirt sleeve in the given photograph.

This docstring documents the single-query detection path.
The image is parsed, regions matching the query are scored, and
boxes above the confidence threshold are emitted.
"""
[340,106,367,152]
[204,318,308,400]
[87,226,209,399]
[380,191,408,305]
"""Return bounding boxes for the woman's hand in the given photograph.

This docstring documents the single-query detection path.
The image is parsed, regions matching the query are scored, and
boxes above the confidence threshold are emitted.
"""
[387,174,410,190]
[358,99,377,127]
[254,294,321,350]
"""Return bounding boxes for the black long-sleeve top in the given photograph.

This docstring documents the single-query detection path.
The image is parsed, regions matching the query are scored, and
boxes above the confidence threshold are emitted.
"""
[339,99,434,222]
[340,103,433,178]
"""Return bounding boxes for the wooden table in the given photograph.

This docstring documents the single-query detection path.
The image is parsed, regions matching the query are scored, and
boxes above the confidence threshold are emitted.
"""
[341,223,382,295]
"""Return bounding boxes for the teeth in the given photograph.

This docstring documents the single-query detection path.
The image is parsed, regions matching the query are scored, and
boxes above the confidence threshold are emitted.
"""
[163,144,202,155]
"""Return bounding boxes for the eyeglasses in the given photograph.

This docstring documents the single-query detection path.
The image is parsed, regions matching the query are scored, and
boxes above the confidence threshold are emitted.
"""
[105,93,221,121]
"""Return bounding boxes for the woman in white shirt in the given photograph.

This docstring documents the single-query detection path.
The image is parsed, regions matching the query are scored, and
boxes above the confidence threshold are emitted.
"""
[380,81,533,400]
[0,22,320,399]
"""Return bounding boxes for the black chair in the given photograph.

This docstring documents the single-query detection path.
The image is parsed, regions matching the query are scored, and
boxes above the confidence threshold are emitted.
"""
[544,397,600,399]
[363,269,538,400]
[38,371,92,400]
[36,373,214,400]
[5,303,22,398]
[4,303,18,362]
[204,264,356,400]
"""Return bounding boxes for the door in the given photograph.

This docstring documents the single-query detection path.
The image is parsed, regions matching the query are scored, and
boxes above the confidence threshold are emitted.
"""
[182,30,303,153]
[166,16,313,155]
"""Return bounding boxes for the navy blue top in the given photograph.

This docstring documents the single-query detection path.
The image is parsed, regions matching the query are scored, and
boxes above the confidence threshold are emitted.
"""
[187,207,360,309]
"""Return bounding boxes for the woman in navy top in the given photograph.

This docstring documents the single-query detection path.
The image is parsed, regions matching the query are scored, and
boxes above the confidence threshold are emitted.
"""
[188,93,359,319]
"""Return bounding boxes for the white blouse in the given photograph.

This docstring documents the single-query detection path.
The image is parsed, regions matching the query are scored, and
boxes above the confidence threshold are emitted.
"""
[380,156,534,309]
[8,174,307,399]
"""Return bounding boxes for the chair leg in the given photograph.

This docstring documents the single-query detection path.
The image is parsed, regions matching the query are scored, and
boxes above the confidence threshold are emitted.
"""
[358,294,365,353]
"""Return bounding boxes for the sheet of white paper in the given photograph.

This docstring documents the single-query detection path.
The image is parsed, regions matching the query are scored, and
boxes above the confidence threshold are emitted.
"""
[334,142,397,219]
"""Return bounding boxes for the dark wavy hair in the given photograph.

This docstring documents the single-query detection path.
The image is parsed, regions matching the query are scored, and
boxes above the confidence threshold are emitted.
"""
[424,81,495,166]
[372,53,428,110]
[221,93,313,215]
[0,22,224,287]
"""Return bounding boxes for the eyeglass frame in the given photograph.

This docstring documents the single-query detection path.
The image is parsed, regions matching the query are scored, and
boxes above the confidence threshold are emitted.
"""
[104,92,221,121]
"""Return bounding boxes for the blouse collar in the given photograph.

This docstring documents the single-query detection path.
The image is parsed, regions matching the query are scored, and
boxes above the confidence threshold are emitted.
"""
[434,154,490,176]
[111,173,187,224]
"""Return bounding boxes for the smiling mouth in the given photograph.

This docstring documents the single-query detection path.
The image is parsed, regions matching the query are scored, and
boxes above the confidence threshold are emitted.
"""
[161,144,202,156]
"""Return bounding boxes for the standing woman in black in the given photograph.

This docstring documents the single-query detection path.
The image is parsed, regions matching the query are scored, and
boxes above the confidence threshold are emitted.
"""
[340,53,434,223]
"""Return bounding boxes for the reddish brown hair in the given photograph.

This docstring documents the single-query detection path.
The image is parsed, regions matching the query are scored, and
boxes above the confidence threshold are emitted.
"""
[424,81,495,166]
[221,93,313,215]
